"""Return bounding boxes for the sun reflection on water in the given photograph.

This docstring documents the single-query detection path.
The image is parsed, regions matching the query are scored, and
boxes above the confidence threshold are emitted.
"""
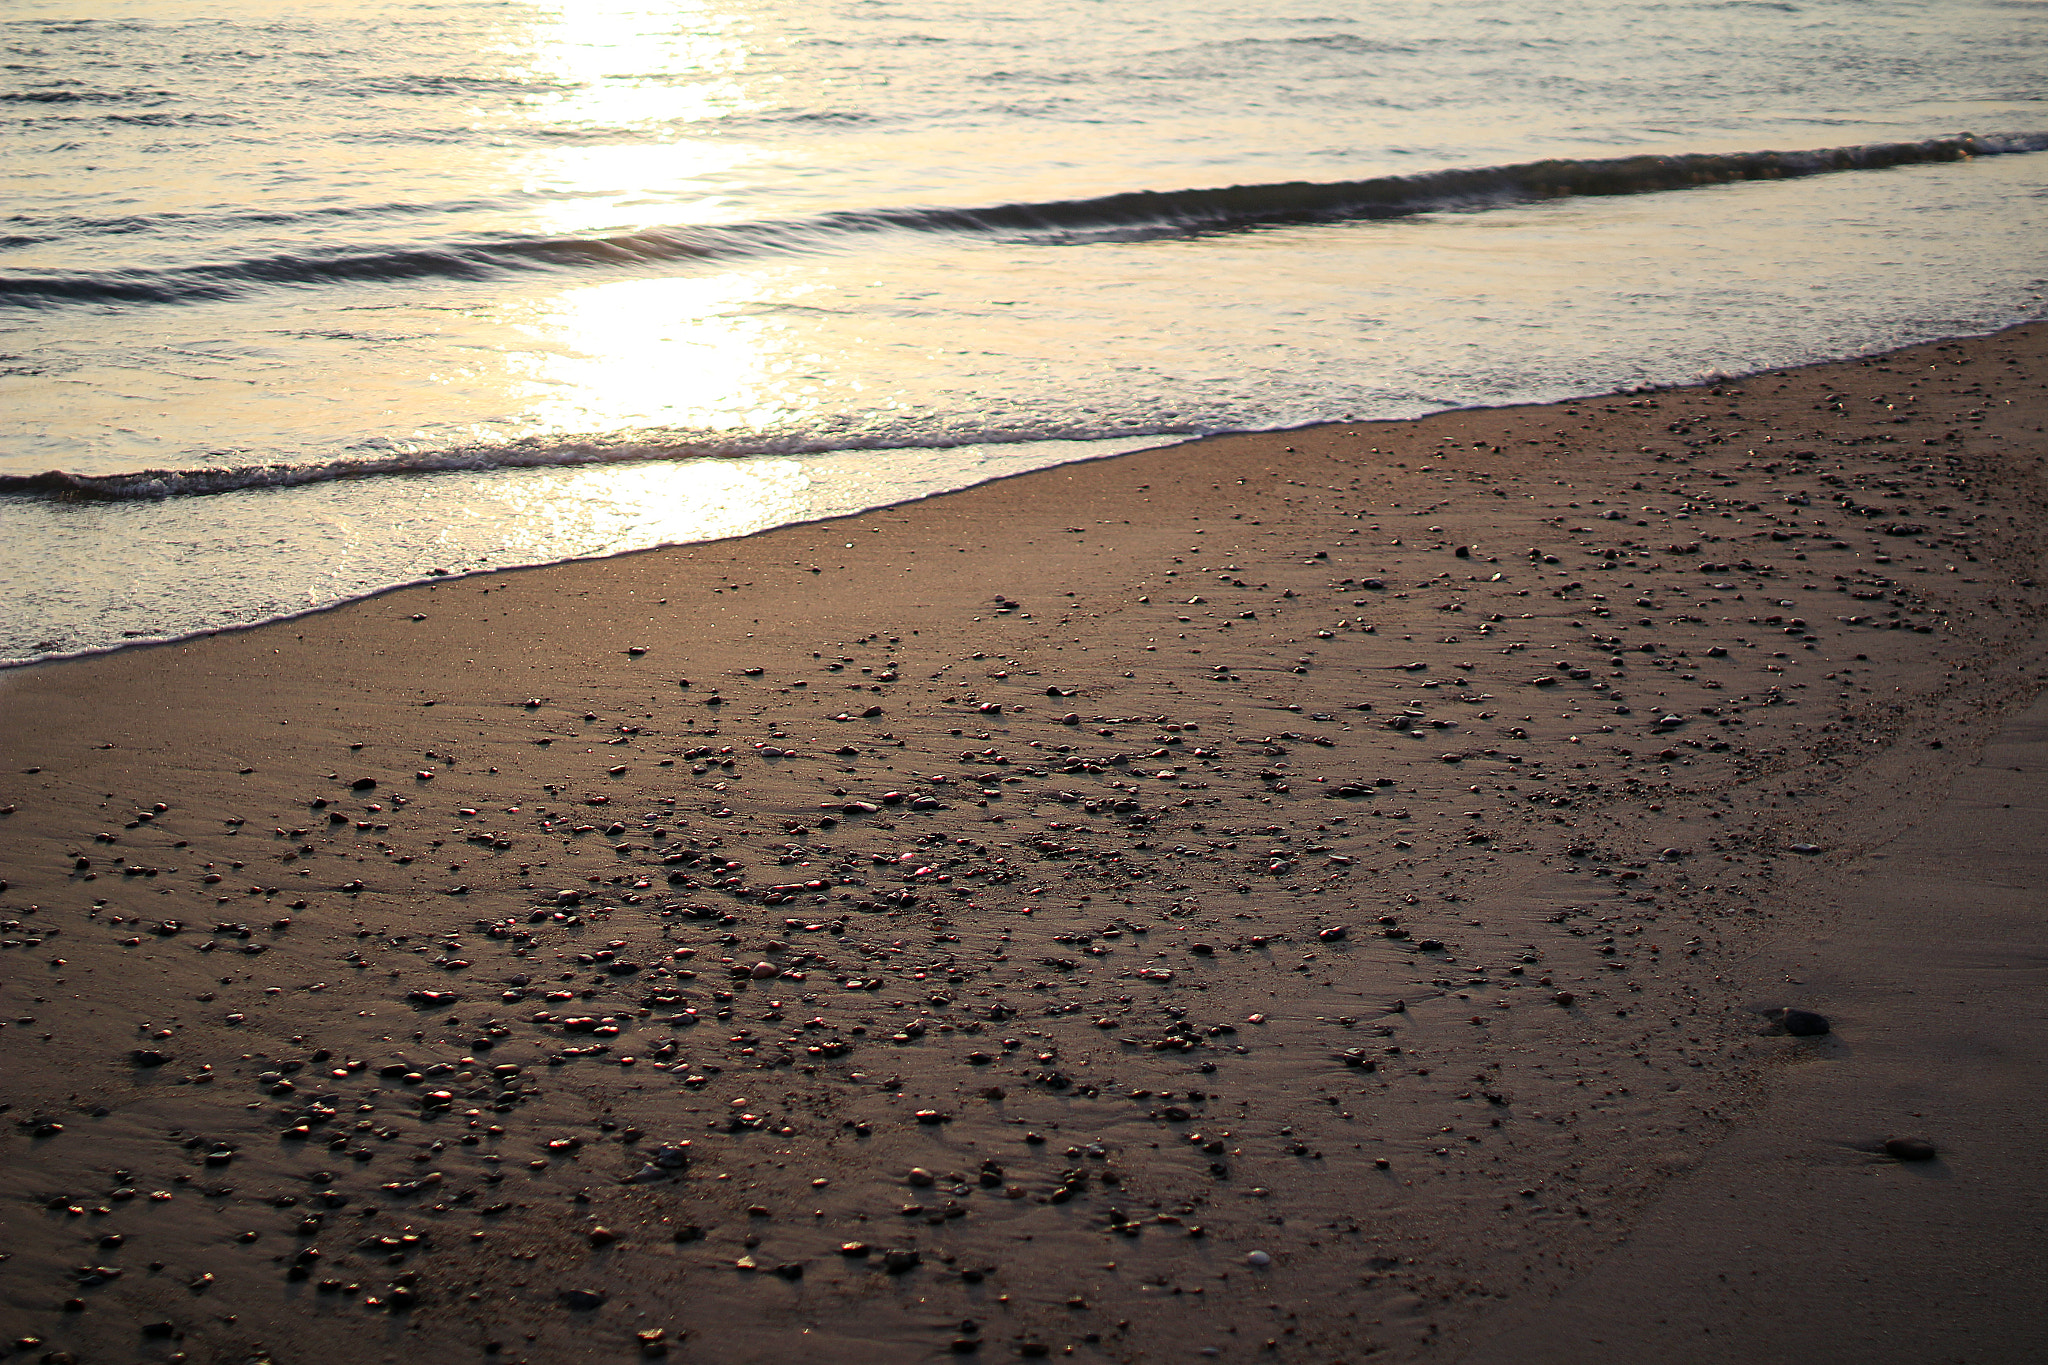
[506,0,769,230]
[480,2,814,439]
[504,269,827,437]
[476,454,818,557]
[518,0,756,126]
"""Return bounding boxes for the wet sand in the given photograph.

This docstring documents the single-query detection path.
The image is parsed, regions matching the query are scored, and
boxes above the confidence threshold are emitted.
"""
[2,325,2045,1364]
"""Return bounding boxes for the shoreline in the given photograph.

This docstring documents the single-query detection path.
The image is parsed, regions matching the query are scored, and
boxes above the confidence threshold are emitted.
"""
[9,316,2044,675]
[1,324,2044,1362]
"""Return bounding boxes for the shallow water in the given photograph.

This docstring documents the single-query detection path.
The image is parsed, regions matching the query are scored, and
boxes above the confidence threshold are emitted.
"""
[3,0,2044,662]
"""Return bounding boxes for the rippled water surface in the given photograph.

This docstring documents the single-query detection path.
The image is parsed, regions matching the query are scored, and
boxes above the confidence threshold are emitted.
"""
[3,0,2044,661]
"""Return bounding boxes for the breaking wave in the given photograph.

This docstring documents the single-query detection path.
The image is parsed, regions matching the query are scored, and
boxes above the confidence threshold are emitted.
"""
[4,132,2042,310]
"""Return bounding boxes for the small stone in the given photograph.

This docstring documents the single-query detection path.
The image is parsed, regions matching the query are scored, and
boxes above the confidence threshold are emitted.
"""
[1883,1137,1937,1162]
[558,1288,607,1310]
[1774,1007,1830,1036]
[1245,1250,1271,1267]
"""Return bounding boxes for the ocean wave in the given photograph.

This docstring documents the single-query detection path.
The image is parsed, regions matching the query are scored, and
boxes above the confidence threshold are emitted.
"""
[4,132,2042,310]
[289,72,569,99]
[0,87,169,104]
[0,419,1204,503]
[9,197,528,250]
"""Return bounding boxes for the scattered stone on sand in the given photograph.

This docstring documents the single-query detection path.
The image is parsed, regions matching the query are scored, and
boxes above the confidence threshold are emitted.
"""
[0,324,2042,1363]
[1771,1007,1832,1037]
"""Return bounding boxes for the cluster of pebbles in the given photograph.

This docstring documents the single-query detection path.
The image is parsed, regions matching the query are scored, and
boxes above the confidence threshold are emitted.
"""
[0,329,2042,1362]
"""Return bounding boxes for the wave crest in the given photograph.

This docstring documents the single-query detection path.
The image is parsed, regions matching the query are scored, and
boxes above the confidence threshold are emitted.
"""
[3,132,2042,311]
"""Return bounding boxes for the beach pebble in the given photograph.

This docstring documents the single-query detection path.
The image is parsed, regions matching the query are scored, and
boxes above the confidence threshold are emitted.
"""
[1245,1250,1271,1267]
[1773,1007,1830,1036]
[1883,1137,1937,1162]
[558,1288,608,1310]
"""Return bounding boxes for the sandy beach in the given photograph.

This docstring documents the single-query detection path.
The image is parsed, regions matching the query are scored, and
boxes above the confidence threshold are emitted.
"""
[2,324,2044,1363]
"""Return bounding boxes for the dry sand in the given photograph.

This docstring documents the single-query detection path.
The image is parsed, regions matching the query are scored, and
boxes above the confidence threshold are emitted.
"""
[1,325,2045,1364]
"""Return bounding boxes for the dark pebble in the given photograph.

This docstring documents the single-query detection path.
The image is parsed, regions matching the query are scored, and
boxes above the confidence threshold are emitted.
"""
[1776,1008,1830,1036]
[1883,1137,1937,1162]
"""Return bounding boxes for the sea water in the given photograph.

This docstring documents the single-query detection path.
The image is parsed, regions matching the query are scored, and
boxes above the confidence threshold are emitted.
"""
[3,0,2044,662]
